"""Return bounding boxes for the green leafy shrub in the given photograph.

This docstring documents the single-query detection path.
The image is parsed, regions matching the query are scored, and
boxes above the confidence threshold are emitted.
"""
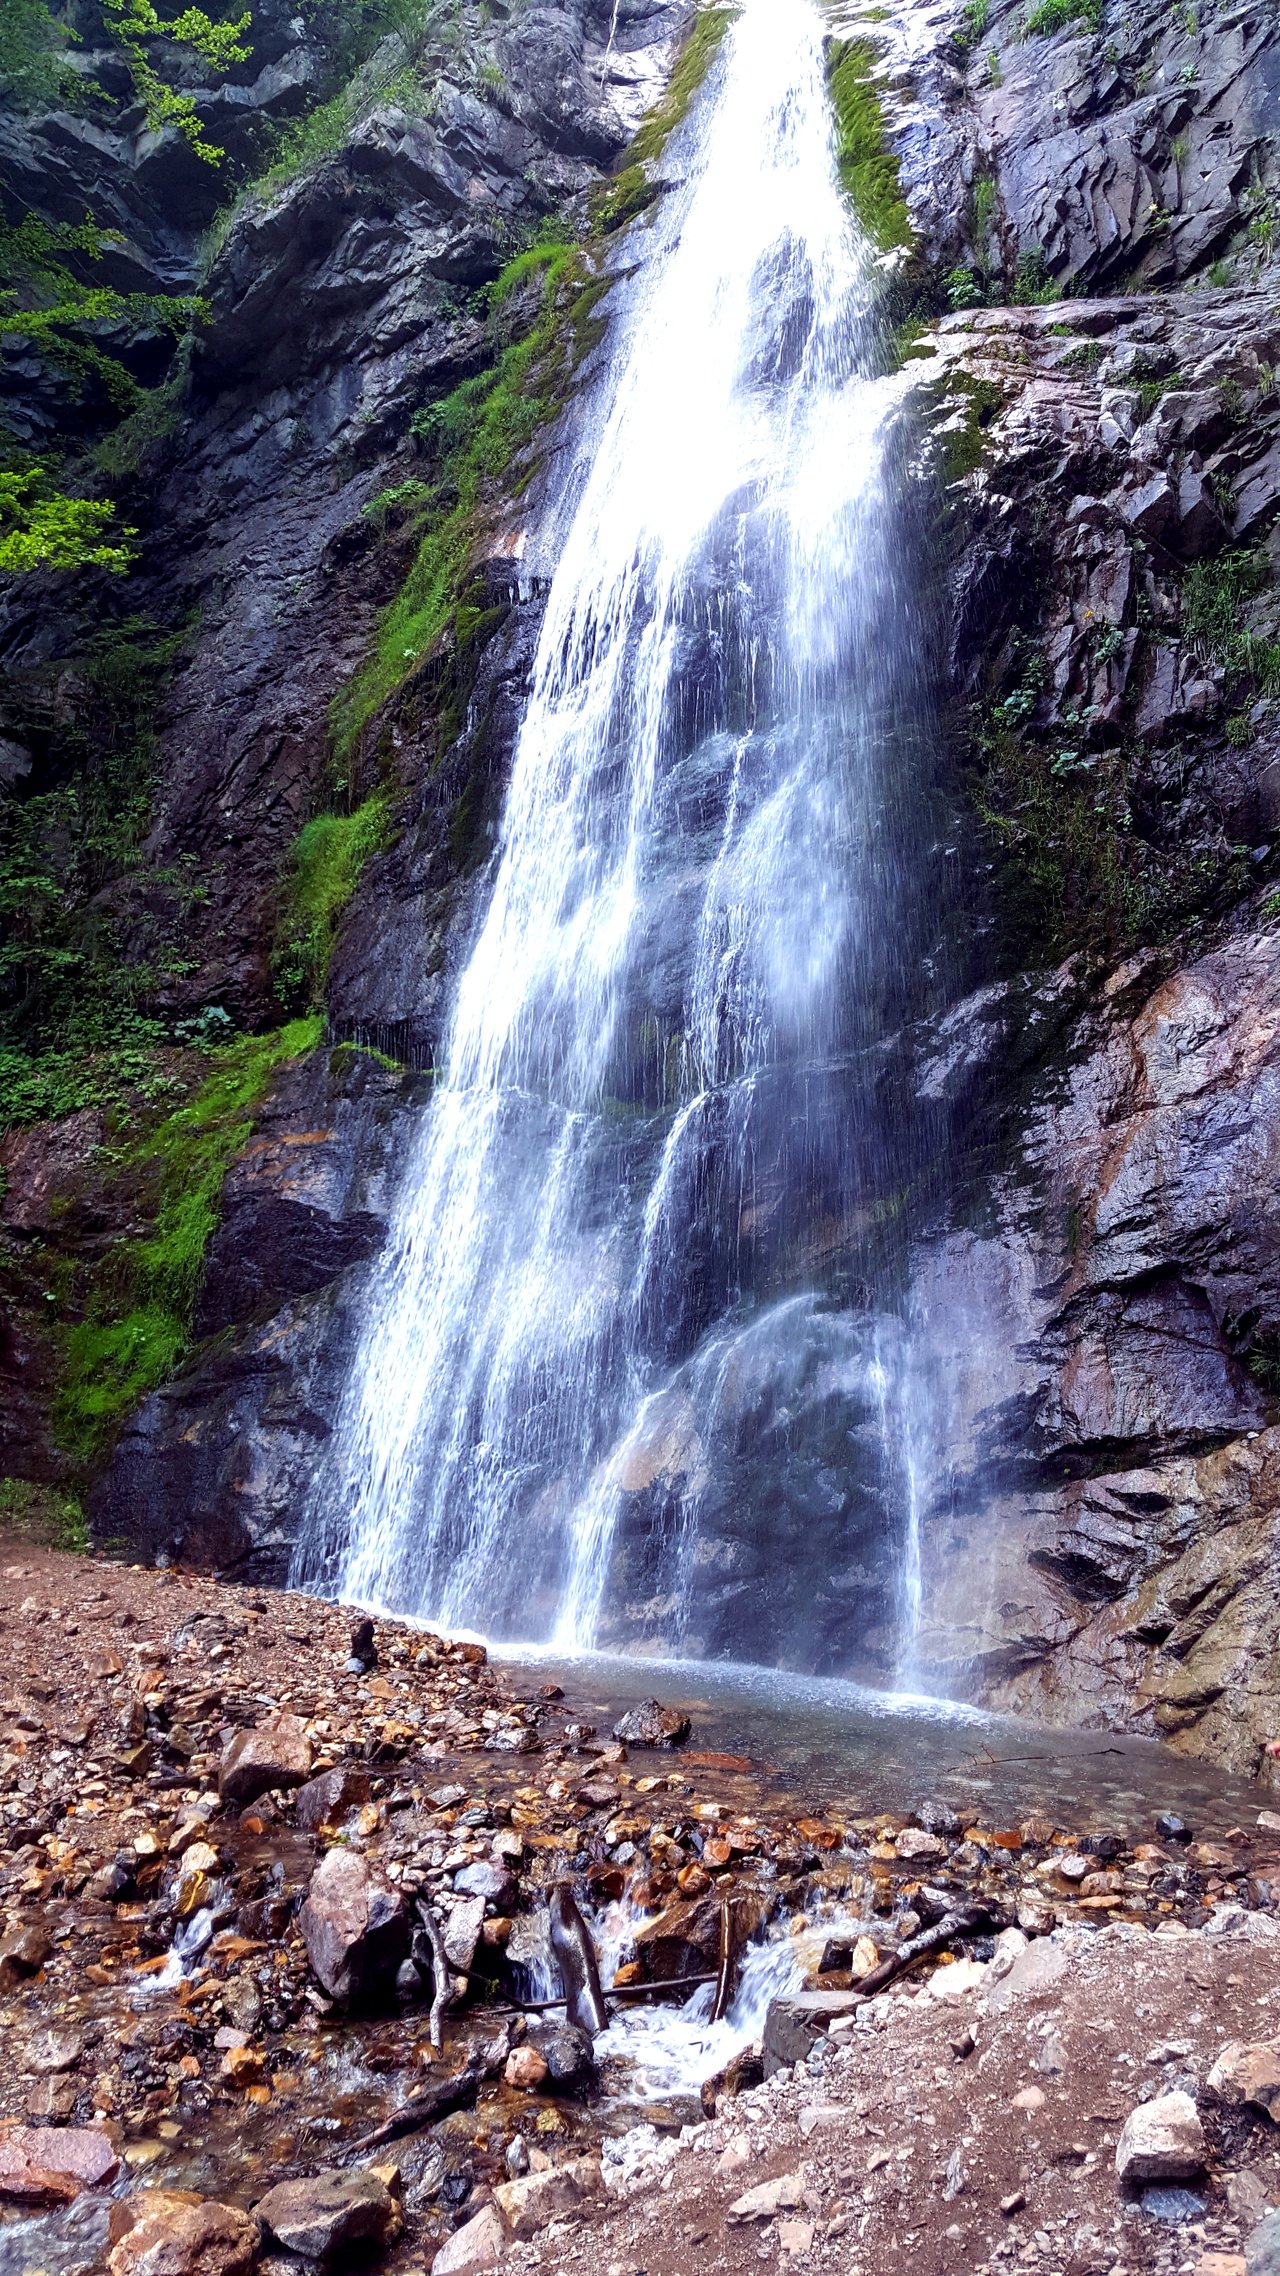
[945,264,984,310]
[0,1477,87,1550]
[1012,245,1059,303]
[954,0,991,48]
[1022,0,1100,33]
[0,616,193,1128]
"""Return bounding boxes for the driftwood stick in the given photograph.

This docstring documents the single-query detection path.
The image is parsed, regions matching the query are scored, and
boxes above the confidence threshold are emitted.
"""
[491,1970,719,2015]
[711,1899,737,2024]
[419,1901,451,2052]
[852,1904,1005,2003]
[550,1882,609,2038]
[344,2042,506,2154]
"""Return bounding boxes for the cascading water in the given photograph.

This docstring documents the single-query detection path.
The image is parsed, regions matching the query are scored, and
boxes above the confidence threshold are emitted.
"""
[297,0,944,1677]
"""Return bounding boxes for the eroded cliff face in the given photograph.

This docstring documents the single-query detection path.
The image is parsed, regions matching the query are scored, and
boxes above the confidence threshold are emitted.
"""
[7,0,1280,1772]
[878,0,1280,1769]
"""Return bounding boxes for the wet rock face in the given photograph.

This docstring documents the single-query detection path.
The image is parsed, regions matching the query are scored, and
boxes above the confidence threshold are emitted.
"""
[873,0,1280,1770]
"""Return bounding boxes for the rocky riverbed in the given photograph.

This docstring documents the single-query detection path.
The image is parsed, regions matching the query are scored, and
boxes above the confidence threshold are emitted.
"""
[7,1553,1280,2274]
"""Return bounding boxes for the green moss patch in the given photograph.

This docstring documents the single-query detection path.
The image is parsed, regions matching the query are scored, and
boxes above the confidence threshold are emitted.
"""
[932,372,1005,484]
[624,6,732,171]
[827,38,914,256]
[274,791,392,1010]
[331,238,586,765]
[54,1015,322,1465]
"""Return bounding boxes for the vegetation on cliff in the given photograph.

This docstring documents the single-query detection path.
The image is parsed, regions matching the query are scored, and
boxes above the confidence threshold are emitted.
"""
[55,1014,321,1465]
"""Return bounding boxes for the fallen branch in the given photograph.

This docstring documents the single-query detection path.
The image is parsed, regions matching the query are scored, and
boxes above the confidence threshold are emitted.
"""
[710,1898,737,2024]
[851,1903,1006,2002]
[344,2040,508,2155]
[419,1901,451,2052]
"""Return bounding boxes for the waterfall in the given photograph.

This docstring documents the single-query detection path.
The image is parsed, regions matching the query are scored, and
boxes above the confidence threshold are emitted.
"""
[296,0,942,1678]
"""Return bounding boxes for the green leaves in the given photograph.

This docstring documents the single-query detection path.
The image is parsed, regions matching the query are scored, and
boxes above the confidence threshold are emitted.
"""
[99,0,252,160]
[0,470,135,573]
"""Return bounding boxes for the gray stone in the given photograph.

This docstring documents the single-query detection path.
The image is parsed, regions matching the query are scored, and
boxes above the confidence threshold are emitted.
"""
[432,2204,506,2274]
[295,1765,372,1830]
[1114,2091,1207,2184]
[764,1991,862,2076]
[255,2169,397,2261]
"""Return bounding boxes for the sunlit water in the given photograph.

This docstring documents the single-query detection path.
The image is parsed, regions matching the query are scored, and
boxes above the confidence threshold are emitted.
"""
[297,0,941,1670]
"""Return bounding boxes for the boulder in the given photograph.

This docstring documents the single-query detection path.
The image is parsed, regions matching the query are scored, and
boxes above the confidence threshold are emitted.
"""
[611,1698,691,1746]
[1115,2091,1207,2184]
[1208,2041,1280,2118]
[107,2192,260,2276]
[727,2171,807,2223]
[527,2022,594,2094]
[299,1849,410,2006]
[219,1713,312,1807]
[255,2169,398,2261]
[0,1923,53,1985]
[493,2155,600,2238]
[504,2046,549,2090]
[295,1765,372,1831]
[763,1991,861,2075]
[443,1894,486,1974]
[894,1827,948,1862]
[431,2204,506,2274]
[0,2125,119,2202]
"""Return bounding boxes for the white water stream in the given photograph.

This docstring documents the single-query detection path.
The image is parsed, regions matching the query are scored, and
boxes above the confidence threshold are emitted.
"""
[298,0,937,1673]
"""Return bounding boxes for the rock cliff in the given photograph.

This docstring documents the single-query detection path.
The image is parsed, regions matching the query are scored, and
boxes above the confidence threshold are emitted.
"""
[6,0,1280,1774]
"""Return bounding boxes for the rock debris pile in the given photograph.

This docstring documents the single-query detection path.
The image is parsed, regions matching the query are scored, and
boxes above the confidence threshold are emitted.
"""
[5,1551,1280,2276]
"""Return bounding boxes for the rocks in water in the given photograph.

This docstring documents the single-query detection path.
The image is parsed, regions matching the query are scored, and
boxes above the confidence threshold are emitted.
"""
[504,2045,549,2090]
[218,1711,312,1806]
[895,1827,948,1863]
[298,1849,410,2007]
[528,2021,596,2094]
[611,1699,691,1747]
[1115,2090,1207,2184]
[1208,2040,1280,2118]
[255,2168,399,2260]
[0,1923,53,1985]
[295,1765,372,1831]
[914,1799,962,1837]
[1156,1814,1194,1844]
[431,2203,506,2273]
[442,1894,486,1974]
[493,2154,600,2237]
[0,2126,120,2202]
[107,2192,260,2276]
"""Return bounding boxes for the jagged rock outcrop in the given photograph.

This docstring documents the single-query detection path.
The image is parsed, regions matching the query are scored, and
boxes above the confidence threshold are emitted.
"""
[886,0,1280,1768]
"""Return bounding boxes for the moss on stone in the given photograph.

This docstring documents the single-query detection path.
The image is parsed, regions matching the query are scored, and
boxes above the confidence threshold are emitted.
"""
[330,238,585,765]
[827,37,914,256]
[54,1015,322,1466]
[274,790,392,1010]
[933,372,1005,483]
